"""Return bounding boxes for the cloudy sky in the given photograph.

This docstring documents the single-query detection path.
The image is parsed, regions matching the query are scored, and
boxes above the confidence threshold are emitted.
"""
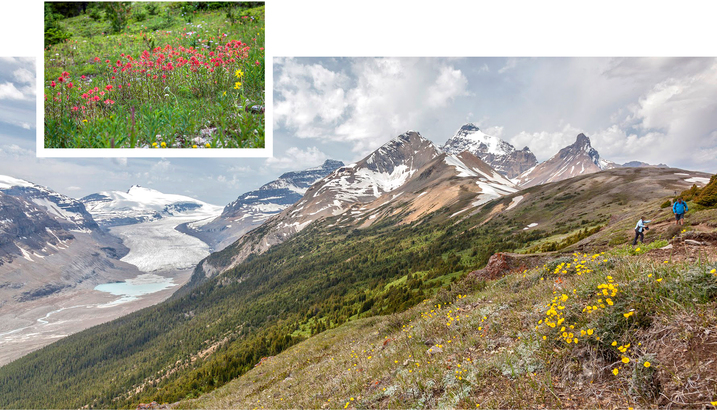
[275,57,717,170]
[0,2,715,206]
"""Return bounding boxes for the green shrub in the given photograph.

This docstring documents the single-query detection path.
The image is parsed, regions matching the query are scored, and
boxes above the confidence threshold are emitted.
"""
[145,2,159,15]
[45,26,71,47]
[694,175,717,208]
[87,4,103,21]
[660,200,671,209]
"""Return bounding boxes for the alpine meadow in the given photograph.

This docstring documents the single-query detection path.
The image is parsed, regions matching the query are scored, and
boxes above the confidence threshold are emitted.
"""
[43,2,265,149]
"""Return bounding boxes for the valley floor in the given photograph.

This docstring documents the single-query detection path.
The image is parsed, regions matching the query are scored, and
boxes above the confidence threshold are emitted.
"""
[0,215,216,366]
[0,270,191,367]
[181,237,717,409]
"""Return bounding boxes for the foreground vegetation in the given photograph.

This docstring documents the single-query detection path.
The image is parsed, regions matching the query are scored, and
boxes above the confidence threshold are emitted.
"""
[44,2,264,148]
[185,243,717,409]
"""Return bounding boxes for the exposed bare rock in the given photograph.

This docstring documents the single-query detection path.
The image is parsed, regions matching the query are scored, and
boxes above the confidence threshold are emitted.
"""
[441,123,537,179]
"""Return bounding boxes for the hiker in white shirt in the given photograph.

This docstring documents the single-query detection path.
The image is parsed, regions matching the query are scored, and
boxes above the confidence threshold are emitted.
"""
[633,216,651,246]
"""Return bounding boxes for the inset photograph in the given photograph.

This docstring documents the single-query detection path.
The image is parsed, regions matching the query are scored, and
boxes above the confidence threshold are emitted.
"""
[43,1,265,149]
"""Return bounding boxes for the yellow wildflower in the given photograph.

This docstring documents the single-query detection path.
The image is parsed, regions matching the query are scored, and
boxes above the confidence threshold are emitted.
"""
[644,361,651,368]
[612,368,619,375]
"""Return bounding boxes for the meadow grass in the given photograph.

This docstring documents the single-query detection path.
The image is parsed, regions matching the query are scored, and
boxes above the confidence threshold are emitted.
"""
[182,248,717,409]
[44,2,264,149]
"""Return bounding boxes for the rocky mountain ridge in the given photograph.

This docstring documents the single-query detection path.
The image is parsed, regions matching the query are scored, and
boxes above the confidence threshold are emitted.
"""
[516,133,607,187]
[178,160,344,251]
[441,123,538,179]
[194,131,517,282]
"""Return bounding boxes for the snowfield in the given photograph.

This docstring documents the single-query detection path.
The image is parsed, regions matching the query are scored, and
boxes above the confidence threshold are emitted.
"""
[110,215,216,272]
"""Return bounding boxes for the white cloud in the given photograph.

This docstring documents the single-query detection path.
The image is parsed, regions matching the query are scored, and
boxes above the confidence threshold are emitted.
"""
[152,159,172,173]
[274,58,472,157]
[273,59,351,136]
[0,143,34,159]
[0,82,26,100]
[498,58,518,74]
[265,146,328,170]
[509,123,585,161]
[226,165,252,173]
[112,157,128,166]
[591,60,717,170]
[483,125,505,140]
[427,65,468,108]
[12,68,34,84]
[66,186,82,191]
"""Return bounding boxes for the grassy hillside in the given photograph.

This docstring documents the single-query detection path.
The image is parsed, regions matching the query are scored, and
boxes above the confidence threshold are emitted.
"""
[183,237,717,409]
[44,2,264,148]
[0,168,710,408]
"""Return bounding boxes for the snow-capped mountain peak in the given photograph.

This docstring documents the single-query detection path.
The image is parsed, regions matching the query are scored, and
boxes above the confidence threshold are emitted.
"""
[0,175,35,190]
[516,133,604,187]
[81,186,222,227]
[441,123,538,179]
[0,175,98,233]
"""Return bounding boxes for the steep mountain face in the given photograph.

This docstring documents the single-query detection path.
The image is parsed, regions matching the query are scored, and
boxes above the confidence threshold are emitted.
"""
[516,133,607,188]
[194,131,516,281]
[441,123,538,179]
[81,185,221,228]
[0,192,70,266]
[0,175,137,310]
[0,175,98,234]
[179,160,344,251]
[0,175,112,267]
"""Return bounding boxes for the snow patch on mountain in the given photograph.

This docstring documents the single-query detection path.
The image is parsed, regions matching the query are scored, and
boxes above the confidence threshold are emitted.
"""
[0,175,34,190]
[506,195,524,211]
[685,177,710,185]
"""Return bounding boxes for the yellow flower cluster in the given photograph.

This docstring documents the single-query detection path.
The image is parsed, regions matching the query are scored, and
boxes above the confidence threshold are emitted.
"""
[583,276,618,313]
[610,341,644,376]
[541,252,606,280]
[234,68,244,90]
[455,365,467,380]
[445,309,461,327]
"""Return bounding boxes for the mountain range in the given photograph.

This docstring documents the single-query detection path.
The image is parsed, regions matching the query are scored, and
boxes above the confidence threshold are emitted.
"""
[178,159,344,252]
[0,123,711,409]
[194,131,517,283]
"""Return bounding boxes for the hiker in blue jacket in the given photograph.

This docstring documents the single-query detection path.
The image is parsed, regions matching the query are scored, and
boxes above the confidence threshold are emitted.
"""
[633,216,650,246]
[673,198,688,226]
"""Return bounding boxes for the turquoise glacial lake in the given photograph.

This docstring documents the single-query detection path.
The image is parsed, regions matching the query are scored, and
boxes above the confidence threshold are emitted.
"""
[94,274,176,304]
